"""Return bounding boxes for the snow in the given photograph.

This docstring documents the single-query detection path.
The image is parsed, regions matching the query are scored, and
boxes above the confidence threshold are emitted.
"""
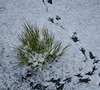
[0,0,100,90]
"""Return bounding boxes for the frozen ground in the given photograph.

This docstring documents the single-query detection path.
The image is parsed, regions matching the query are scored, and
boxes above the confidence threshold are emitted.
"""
[0,0,100,90]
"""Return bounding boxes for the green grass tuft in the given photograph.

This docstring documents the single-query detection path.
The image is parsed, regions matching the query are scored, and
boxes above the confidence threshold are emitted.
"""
[14,23,69,70]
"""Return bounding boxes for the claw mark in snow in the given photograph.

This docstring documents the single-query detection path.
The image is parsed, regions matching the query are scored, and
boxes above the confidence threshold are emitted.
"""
[42,0,48,12]
[80,47,87,61]
[89,52,95,59]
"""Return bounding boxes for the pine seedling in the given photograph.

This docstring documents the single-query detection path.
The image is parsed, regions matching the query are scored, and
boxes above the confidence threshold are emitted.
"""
[14,23,69,70]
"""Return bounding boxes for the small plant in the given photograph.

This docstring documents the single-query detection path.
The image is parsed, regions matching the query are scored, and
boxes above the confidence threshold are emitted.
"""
[14,23,69,70]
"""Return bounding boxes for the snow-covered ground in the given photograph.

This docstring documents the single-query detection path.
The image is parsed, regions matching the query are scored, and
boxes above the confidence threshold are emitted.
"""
[0,0,100,90]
